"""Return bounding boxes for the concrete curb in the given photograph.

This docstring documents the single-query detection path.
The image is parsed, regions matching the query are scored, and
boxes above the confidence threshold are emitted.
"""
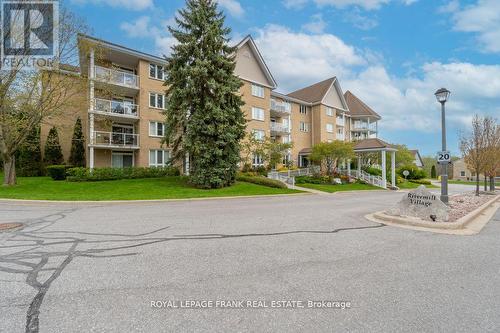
[0,192,311,205]
[366,194,500,236]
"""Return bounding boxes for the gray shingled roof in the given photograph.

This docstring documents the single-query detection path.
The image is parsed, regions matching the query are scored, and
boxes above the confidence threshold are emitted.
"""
[287,77,336,103]
[344,91,381,119]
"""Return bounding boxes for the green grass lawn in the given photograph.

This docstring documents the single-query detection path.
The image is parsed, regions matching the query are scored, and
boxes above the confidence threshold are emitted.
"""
[298,182,380,193]
[0,176,301,201]
[397,181,438,189]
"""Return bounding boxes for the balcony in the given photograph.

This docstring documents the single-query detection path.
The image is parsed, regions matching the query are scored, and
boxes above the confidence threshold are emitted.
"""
[92,98,139,119]
[94,65,139,89]
[270,123,290,135]
[91,131,139,149]
[352,121,377,132]
[337,134,345,141]
[270,99,291,117]
[336,117,345,127]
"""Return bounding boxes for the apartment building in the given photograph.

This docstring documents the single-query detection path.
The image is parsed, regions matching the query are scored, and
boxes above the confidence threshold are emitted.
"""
[43,34,381,170]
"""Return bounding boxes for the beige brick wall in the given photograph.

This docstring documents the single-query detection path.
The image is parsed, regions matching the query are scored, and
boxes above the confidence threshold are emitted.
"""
[136,59,169,167]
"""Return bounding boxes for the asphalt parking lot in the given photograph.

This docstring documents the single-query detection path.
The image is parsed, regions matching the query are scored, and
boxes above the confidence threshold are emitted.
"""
[1,186,499,333]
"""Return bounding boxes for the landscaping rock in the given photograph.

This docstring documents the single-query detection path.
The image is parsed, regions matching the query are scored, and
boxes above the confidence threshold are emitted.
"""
[387,185,449,222]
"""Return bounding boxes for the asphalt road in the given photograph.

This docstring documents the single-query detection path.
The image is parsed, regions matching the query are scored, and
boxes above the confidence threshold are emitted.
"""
[1,185,499,333]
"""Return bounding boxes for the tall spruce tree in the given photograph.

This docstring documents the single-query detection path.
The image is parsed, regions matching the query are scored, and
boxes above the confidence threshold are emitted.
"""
[44,127,64,165]
[69,117,86,167]
[165,0,246,189]
[16,126,43,176]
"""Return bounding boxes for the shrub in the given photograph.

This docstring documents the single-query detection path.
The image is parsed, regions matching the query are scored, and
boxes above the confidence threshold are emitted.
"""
[397,165,427,180]
[69,117,86,167]
[44,127,64,165]
[236,175,287,189]
[410,179,431,185]
[46,165,71,181]
[17,126,43,177]
[66,167,180,182]
[363,166,382,177]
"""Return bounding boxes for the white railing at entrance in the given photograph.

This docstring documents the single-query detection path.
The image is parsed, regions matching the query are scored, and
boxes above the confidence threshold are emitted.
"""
[339,169,385,189]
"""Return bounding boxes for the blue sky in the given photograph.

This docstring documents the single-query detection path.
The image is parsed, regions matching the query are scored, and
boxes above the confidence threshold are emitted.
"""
[67,0,500,157]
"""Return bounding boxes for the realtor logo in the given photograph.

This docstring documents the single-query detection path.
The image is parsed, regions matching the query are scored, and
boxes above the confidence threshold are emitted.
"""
[1,0,59,69]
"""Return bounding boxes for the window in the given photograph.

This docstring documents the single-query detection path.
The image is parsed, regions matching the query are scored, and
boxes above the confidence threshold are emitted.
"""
[300,122,310,132]
[251,84,265,98]
[253,129,265,141]
[460,171,466,177]
[282,135,290,144]
[149,64,164,80]
[337,128,343,136]
[149,93,165,109]
[149,121,165,137]
[326,107,334,116]
[326,123,334,133]
[300,105,308,114]
[252,107,265,121]
[149,150,171,167]
[252,154,264,167]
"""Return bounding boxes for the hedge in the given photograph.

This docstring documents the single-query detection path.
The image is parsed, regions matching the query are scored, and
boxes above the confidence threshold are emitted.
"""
[66,166,180,182]
[236,175,287,189]
[409,179,431,185]
[397,165,427,180]
[46,165,72,181]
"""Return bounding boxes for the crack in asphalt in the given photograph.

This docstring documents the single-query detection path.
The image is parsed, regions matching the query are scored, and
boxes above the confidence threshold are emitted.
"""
[0,207,385,333]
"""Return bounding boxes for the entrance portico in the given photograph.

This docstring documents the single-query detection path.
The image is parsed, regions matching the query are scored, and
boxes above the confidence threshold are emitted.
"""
[354,138,397,189]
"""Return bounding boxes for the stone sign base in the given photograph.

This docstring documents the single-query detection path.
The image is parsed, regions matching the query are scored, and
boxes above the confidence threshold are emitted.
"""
[387,185,449,222]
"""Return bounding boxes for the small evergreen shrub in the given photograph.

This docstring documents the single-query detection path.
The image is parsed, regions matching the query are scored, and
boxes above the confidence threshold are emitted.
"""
[236,175,287,189]
[47,165,71,180]
[44,127,64,166]
[69,117,86,167]
[66,167,180,182]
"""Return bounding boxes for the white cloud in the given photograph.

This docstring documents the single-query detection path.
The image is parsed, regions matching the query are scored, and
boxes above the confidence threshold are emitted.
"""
[302,14,327,33]
[254,25,365,90]
[284,0,417,10]
[72,0,153,10]
[217,0,245,17]
[449,0,500,53]
[252,25,500,134]
[120,16,176,56]
[343,8,379,30]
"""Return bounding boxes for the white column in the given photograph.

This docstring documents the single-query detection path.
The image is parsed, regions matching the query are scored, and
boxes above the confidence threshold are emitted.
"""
[89,48,95,170]
[381,150,387,189]
[184,153,190,175]
[357,156,361,177]
[347,159,351,177]
[391,150,396,187]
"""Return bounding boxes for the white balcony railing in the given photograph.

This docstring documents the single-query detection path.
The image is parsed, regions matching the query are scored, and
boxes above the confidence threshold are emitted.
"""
[336,117,345,127]
[353,121,377,131]
[93,98,139,117]
[92,131,139,148]
[337,134,345,141]
[270,99,292,115]
[94,65,139,89]
[270,123,290,134]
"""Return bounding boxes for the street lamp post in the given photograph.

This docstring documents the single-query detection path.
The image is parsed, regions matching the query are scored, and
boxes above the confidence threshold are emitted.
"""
[435,88,451,204]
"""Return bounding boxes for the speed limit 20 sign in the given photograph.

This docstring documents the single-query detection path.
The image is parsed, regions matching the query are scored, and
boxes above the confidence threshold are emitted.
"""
[437,151,451,164]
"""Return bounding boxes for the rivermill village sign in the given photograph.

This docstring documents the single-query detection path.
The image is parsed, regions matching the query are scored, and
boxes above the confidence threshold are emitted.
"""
[388,186,449,222]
